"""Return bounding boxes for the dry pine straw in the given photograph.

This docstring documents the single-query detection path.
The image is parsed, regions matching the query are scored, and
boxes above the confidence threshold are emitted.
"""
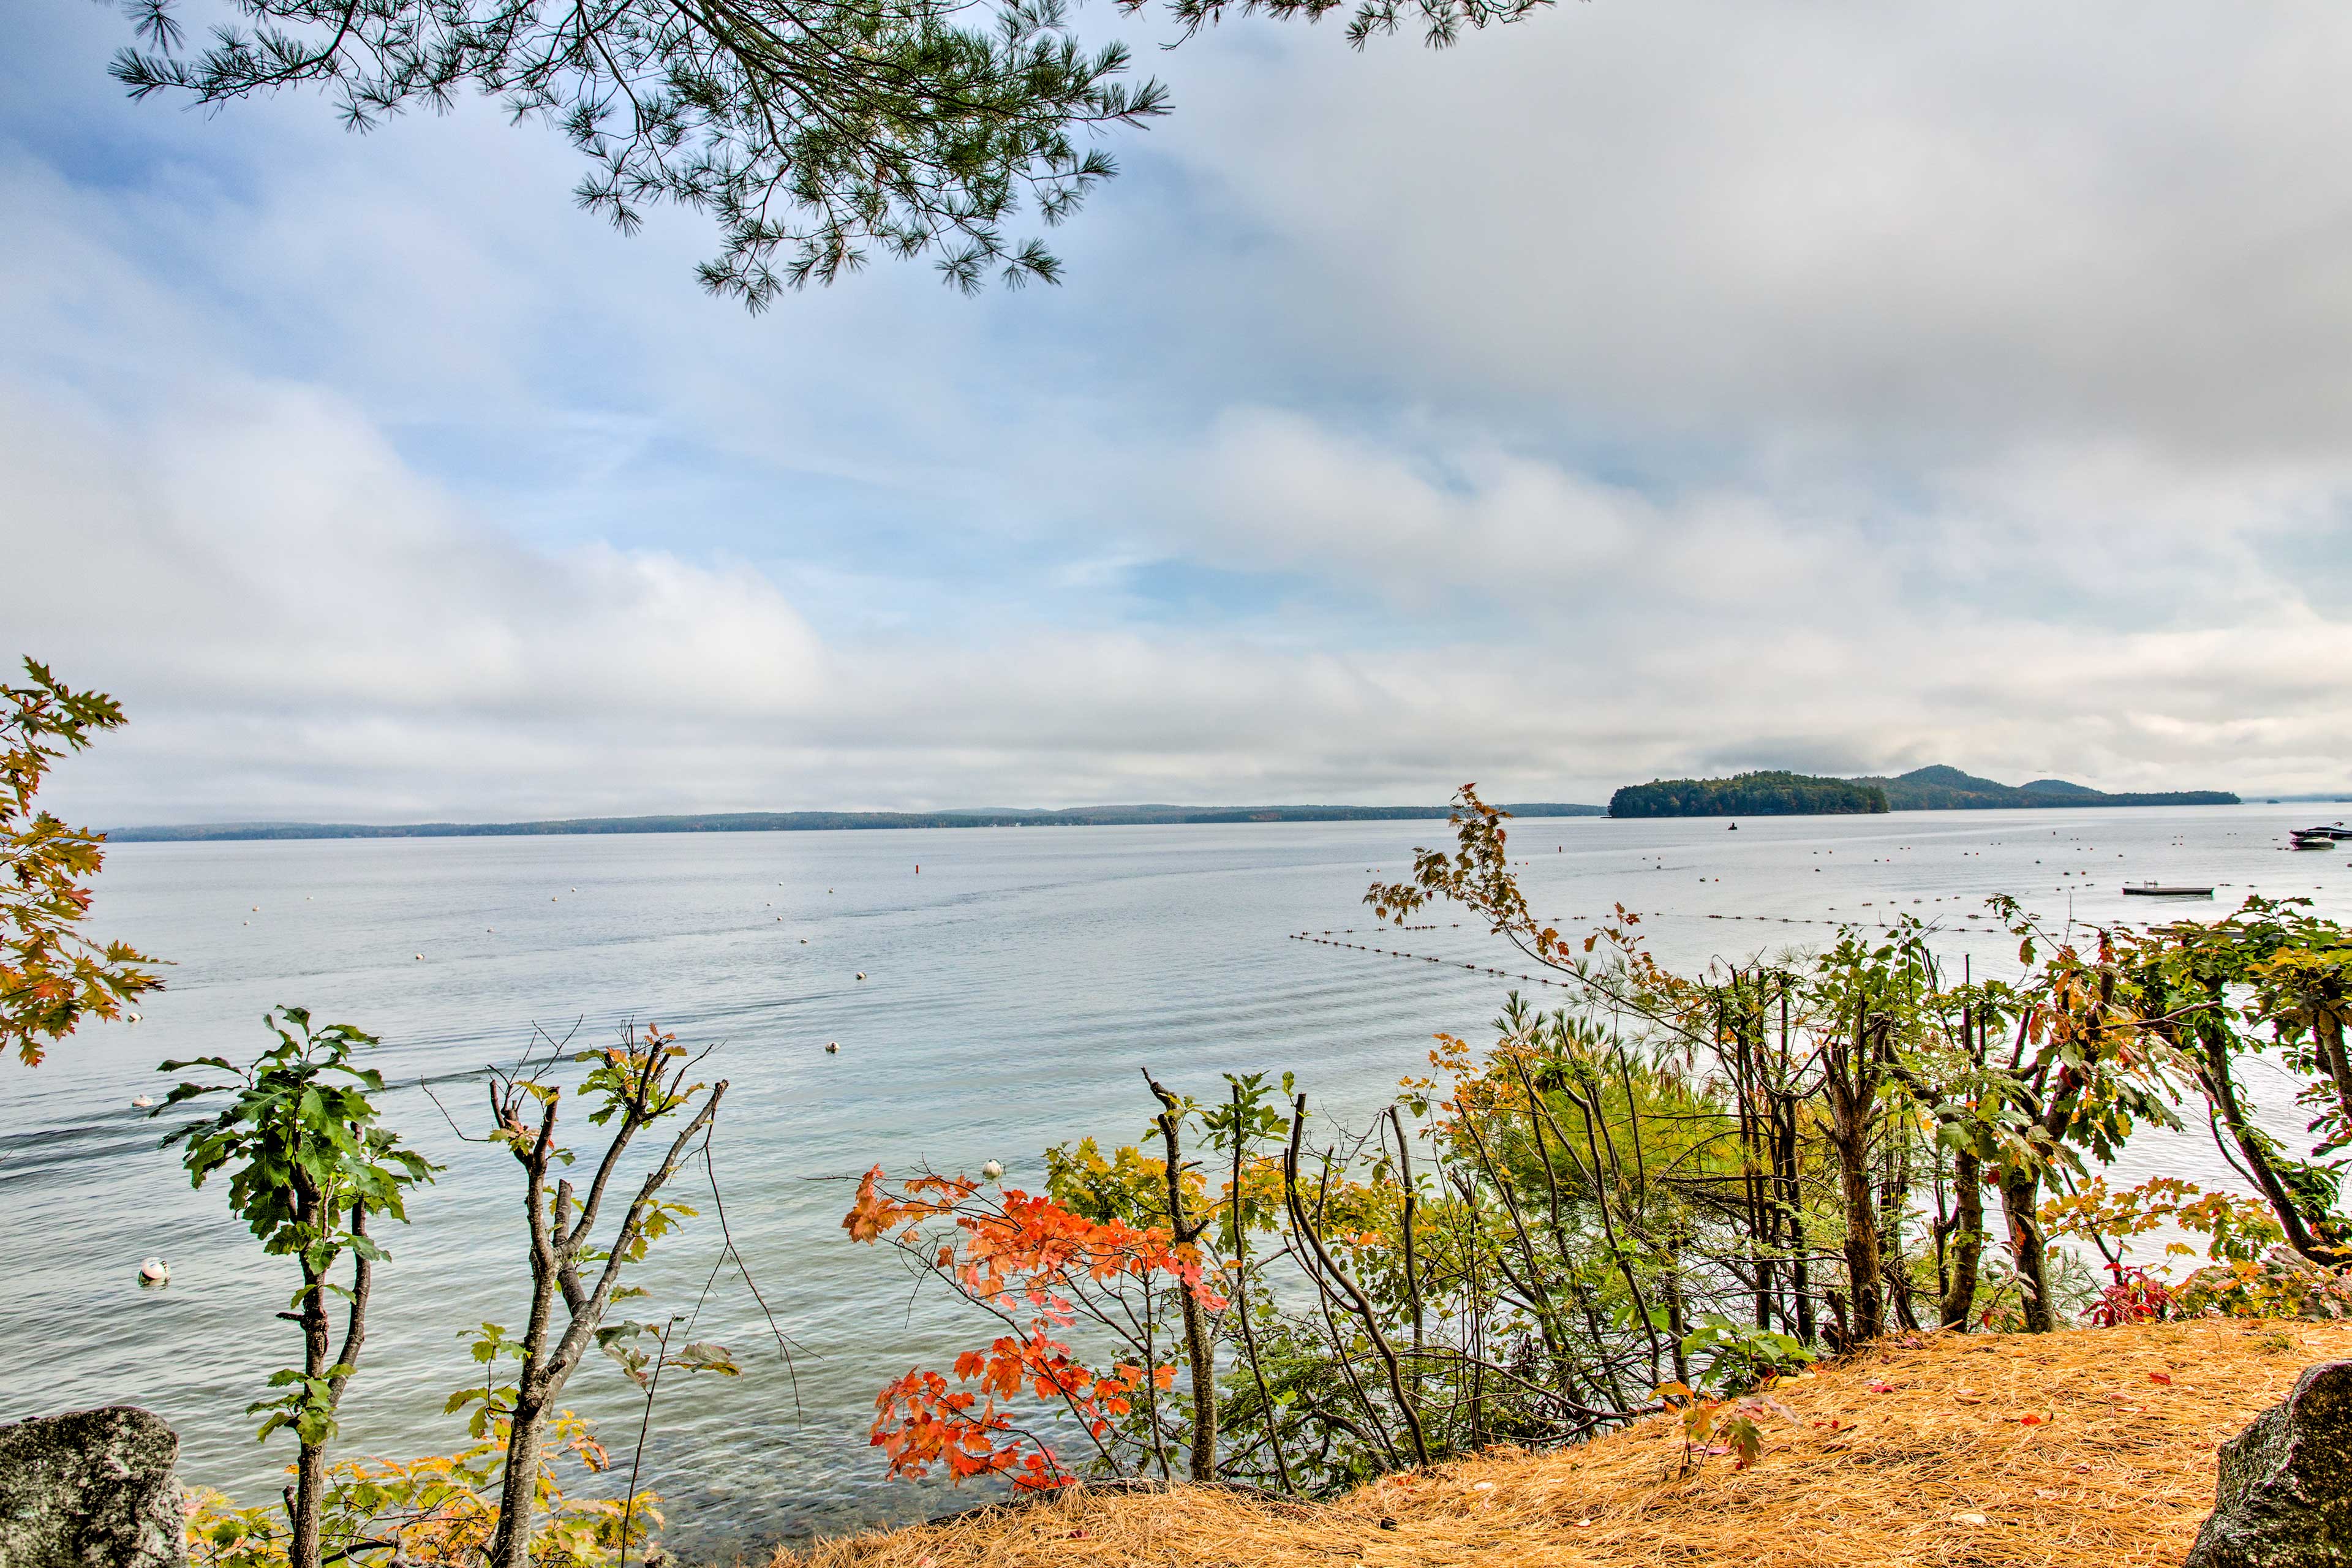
[771,1319,2352,1568]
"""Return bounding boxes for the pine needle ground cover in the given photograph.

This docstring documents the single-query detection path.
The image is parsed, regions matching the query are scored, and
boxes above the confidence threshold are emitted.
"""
[776,1319,2352,1568]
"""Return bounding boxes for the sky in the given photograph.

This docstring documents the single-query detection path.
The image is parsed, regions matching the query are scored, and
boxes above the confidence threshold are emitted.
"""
[6,0,2350,824]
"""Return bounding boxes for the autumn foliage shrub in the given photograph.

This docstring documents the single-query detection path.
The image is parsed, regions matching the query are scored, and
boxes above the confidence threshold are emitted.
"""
[844,1169,1218,1487]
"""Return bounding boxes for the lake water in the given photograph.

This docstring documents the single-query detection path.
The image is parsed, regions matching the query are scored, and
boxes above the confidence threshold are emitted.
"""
[3,805,2343,1555]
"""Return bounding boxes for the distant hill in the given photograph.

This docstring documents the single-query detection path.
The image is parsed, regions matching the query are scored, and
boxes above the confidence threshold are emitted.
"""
[1608,772,1888,818]
[105,801,1608,843]
[1853,765,2238,811]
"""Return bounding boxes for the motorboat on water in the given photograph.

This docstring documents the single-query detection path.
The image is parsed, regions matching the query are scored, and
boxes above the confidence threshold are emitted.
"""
[2123,881,2214,897]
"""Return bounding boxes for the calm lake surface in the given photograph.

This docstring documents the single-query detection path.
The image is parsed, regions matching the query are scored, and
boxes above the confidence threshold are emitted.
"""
[4,807,2345,1554]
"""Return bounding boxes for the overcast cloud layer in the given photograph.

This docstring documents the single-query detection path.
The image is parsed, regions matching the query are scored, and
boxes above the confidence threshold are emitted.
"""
[4,0,2348,823]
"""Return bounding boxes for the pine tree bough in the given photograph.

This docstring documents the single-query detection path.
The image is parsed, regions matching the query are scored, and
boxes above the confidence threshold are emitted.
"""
[103,0,1553,307]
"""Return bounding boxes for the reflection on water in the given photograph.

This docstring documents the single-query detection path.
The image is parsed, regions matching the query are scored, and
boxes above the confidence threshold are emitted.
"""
[2,807,2340,1553]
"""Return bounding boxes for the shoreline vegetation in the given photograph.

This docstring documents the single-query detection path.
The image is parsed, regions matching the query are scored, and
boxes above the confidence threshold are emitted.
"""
[1608,771,1889,817]
[104,802,1609,843]
[1610,764,2241,818]
[101,762,2252,841]
[1861,764,2241,812]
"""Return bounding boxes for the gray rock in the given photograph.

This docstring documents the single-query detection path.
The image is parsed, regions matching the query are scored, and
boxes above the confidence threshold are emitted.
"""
[2187,1360,2352,1568]
[0,1407,187,1568]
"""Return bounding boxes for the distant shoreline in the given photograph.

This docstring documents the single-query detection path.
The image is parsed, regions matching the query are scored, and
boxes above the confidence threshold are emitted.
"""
[104,802,1610,843]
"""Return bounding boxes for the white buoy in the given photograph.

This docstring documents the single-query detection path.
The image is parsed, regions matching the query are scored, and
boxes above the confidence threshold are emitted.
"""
[855,971,866,981]
[125,1012,141,1025]
[824,1041,840,1054]
[799,938,808,944]
[980,1159,1005,1182]
[413,952,424,961]
[130,1095,154,1109]
[138,1257,169,1285]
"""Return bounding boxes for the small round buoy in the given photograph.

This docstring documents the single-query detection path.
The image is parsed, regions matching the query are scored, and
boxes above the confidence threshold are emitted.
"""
[125,1011,141,1025]
[251,905,259,912]
[980,1159,1005,1181]
[855,971,866,981]
[413,952,424,961]
[824,1041,839,1054]
[799,938,809,944]
[138,1257,170,1285]
[131,1095,154,1109]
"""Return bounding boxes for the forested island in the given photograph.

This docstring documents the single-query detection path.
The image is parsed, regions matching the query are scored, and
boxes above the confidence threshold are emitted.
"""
[108,801,1608,843]
[1855,764,2239,810]
[1607,764,2240,818]
[1608,771,1888,817]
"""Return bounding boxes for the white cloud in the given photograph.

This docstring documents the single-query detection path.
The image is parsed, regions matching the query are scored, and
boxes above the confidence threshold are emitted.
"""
[12,371,2347,823]
[6,0,2351,820]
[1148,0,2352,457]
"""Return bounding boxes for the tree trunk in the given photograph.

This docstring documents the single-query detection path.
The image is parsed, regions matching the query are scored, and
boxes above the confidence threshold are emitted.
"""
[1822,1053,1883,1341]
[1774,1091,1815,1345]
[1939,1148,1984,1330]
[288,1442,326,1568]
[2313,1010,2352,1133]
[1237,1087,1294,1496]
[488,1391,546,1568]
[1834,1135,1884,1342]
[1174,1276,1216,1481]
[1147,1076,1216,1481]
[1999,1167,2054,1333]
[2195,1027,2344,1264]
[1820,1013,1890,1345]
[488,1240,565,1568]
[289,1223,330,1568]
